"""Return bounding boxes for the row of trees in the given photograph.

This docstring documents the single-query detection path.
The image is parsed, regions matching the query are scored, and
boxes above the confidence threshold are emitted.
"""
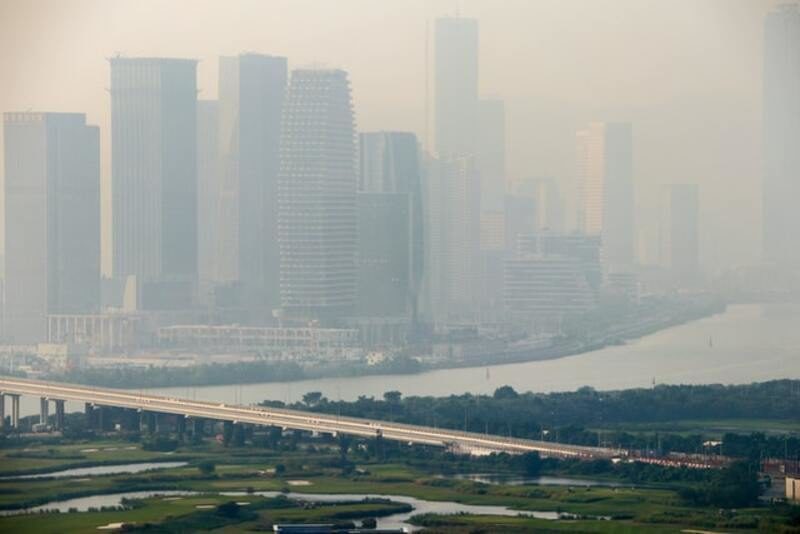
[269,380,800,457]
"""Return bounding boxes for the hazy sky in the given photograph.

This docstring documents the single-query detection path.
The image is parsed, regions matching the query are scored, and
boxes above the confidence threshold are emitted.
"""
[0,0,777,271]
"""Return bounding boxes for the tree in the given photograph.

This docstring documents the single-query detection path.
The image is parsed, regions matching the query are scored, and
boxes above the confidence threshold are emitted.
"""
[517,452,541,476]
[493,386,519,400]
[303,391,324,407]
[197,460,216,475]
[338,434,353,466]
[216,501,240,518]
[383,391,402,404]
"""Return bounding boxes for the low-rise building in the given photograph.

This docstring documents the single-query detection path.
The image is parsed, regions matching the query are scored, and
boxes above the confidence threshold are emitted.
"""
[157,324,359,359]
[36,343,87,370]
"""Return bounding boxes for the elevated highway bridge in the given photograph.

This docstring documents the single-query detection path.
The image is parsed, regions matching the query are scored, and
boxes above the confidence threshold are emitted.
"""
[0,377,623,459]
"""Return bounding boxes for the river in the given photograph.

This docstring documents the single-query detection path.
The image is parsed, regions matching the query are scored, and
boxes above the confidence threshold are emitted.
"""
[16,303,800,416]
[145,303,800,404]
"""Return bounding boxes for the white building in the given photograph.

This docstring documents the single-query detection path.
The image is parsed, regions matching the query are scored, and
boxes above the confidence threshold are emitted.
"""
[278,69,357,321]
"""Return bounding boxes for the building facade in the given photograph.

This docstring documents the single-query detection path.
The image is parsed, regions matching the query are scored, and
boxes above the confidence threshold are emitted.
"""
[110,57,198,308]
[576,122,635,272]
[504,256,596,317]
[278,69,358,320]
[763,3,800,266]
[196,99,220,286]
[217,54,287,307]
[659,184,699,280]
[435,16,479,157]
[424,155,481,324]
[357,132,423,321]
[3,112,100,343]
[476,98,506,212]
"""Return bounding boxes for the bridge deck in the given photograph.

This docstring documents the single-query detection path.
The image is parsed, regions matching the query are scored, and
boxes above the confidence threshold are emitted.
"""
[0,377,623,459]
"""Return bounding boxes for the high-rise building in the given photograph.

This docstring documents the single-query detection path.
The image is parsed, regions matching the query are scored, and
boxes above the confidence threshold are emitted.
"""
[217,54,287,305]
[763,3,800,266]
[196,100,220,285]
[356,193,412,318]
[110,57,198,308]
[516,177,564,233]
[424,155,481,323]
[278,69,357,320]
[3,112,100,343]
[434,16,478,157]
[504,194,537,252]
[357,132,423,319]
[576,122,634,271]
[659,184,699,279]
[476,98,506,212]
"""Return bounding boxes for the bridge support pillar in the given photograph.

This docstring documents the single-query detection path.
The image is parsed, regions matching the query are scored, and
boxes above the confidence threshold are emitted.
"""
[123,409,138,431]
[54,400,65,431]
[98,406,107,431]
[0,394,5,429]
[10,394,20,429]
[40,397,50,426]
[176,415,186,441]
[223,420,234,446]
[190,417,203,439]
[139,411,155,434]
[85,403,95,428]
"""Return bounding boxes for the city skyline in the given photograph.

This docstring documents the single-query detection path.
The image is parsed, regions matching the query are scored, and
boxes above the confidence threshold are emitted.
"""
[0,2,798,344]
[0,4,798,527]
[0,0,773,272]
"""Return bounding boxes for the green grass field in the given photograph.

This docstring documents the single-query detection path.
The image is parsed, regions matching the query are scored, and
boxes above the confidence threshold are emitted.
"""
[0,437,792,533]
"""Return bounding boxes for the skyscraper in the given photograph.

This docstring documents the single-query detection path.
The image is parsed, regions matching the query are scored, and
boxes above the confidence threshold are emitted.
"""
[659,184,699,279]
[278,69,357,320]
[3,112,100,343]
[424,155,481,323]
[476,98,506,212]
[763,3,800,266]
[217,54,287,305]
[358,132,423,319]
[576,122,634,271]
[434,16,478,157]
[517,177,564,233]
[196,99,220,285]
[110,57,198,308]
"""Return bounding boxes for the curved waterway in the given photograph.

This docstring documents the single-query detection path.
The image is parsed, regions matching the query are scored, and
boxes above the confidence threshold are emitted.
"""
[0,489,590,530]
[15,303,800,417]
[1,461,188,480]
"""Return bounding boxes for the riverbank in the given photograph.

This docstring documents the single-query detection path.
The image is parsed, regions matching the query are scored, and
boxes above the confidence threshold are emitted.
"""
[8,303,798,418]
[427,298,727,371]
[33,297,726,391]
